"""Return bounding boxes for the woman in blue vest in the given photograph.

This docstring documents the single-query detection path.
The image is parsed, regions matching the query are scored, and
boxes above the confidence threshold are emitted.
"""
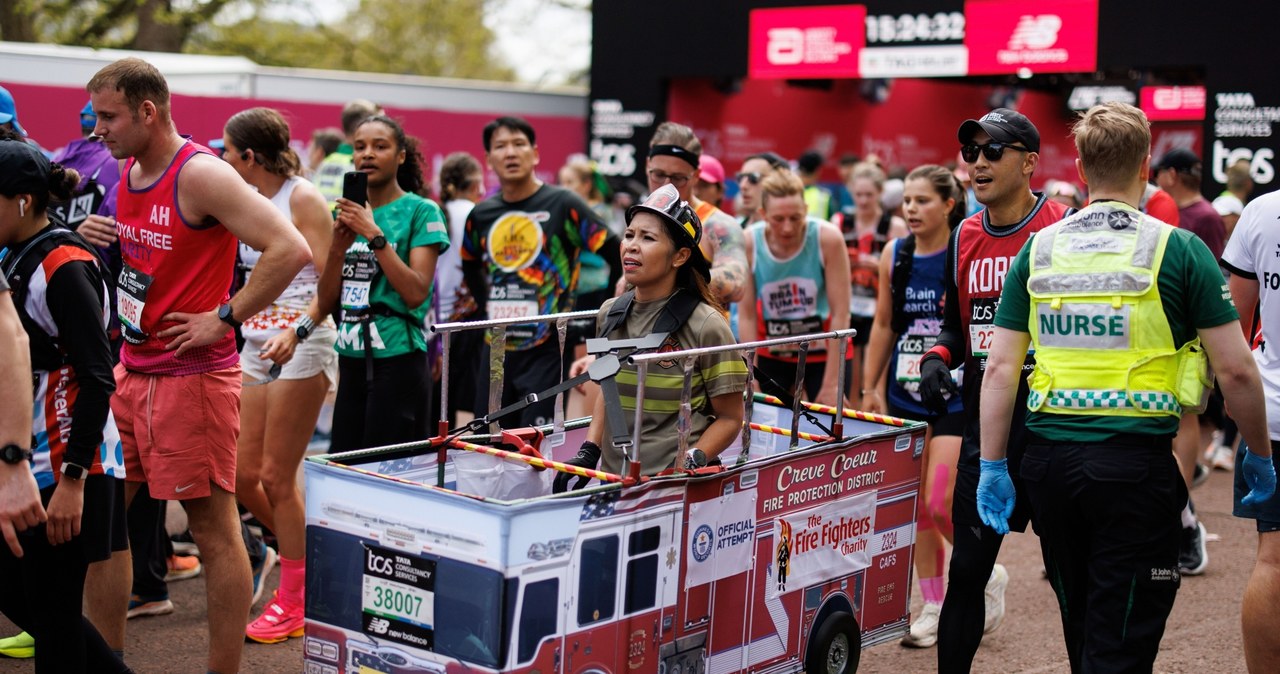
[740,171,852,406]
[860,164,966,648]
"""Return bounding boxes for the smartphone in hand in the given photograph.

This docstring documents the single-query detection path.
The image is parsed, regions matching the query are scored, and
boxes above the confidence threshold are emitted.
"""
[342,171,368,206]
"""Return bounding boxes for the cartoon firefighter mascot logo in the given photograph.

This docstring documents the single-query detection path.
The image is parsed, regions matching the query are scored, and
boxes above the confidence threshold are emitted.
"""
[776,519,792,592]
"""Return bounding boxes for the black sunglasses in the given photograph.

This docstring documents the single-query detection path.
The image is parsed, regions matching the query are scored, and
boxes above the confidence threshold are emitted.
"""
[735,171,763,185]
[961,142,1031,164]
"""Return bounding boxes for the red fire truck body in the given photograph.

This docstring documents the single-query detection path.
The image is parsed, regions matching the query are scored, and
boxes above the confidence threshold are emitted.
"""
[302,402,923,674]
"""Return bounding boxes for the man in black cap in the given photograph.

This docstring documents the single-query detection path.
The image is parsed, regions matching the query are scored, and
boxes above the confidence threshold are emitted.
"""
[1153,146,1226,579]
[1154,148,1226,259]
[915,108,1074,670]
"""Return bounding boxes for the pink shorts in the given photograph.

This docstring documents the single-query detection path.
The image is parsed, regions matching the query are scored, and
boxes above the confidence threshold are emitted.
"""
[112,363,241,500]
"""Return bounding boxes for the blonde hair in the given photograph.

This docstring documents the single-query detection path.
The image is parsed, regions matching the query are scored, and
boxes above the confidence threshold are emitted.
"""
[849,162,886,191]
[1072,102,1151,190]
[759,171,805,210]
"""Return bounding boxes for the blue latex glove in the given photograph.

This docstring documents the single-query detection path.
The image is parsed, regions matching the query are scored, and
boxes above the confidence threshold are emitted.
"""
[1241,447,1277,506]
[977,458,1016,535]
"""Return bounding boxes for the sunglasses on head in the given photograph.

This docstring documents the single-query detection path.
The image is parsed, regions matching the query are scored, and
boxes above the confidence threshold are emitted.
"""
[735,171,763,185]
[961,142,1031,164]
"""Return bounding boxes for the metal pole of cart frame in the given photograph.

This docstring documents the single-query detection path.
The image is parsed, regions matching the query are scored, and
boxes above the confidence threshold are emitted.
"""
[628,328,858,464]
[430,310,597,486]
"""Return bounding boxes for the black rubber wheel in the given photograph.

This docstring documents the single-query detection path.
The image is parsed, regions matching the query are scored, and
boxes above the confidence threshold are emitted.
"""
[805,611,860,674]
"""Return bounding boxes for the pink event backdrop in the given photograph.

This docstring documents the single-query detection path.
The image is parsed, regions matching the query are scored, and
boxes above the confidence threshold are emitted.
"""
[6,81,587,192]
[668,76,1197,190]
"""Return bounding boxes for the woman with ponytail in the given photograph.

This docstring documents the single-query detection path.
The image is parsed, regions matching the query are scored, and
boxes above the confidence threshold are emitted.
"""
[221,107,336,644]
[436,152,485,424]
[315,115,448,451]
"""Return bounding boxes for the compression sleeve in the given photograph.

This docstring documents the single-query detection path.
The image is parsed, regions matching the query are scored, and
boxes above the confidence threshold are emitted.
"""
[47,260,115,470]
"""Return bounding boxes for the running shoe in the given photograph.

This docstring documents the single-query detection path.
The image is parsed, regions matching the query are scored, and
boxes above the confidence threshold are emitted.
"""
[1203,429,1224,461]
[127,593,175,619]
[245,595,305,644]
[899,602,941,648]
[250,541,279,607]
[1179,522,1208,576]
[1211,445,1235,472]
[1192,462,1210,488]
[165,553,202,582]
[170,530,199,557]
[0,631,34,659]
[983,563,1009,634]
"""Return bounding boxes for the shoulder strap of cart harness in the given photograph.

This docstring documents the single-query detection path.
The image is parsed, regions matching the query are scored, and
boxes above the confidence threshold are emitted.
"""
[597,288,701,340]
[889,234,916,335]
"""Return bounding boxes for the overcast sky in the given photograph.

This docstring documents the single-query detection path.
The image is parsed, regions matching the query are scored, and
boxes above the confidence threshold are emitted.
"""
[296,0,590,86]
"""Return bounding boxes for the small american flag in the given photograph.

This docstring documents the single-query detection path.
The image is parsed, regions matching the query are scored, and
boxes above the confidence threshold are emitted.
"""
[580,491,620,521]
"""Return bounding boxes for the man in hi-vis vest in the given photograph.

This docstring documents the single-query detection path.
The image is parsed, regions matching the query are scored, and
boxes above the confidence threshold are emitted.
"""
[977,101,1276,672]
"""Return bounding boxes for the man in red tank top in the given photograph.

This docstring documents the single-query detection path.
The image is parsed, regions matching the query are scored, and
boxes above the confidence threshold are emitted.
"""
[88,57,310,674]
[914,108,1073,671]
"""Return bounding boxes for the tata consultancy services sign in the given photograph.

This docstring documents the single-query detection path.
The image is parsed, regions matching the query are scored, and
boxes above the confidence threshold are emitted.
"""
[965,0,1098,75]
[749,5,867,79]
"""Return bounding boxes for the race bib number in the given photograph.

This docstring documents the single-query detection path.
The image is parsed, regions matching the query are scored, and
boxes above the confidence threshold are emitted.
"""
[488,300,539,320]
[849,295,876,318]
[341,252,378,312]
[341,282,371,312]
[895,334,934,383]
[969,323,995,358]
[361,544,435,650]
[764,316,826,355]
[116,265,153,335]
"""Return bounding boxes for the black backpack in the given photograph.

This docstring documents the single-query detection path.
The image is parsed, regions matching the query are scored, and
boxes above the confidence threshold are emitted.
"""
[889,234,916,335]
[1,227,109,371]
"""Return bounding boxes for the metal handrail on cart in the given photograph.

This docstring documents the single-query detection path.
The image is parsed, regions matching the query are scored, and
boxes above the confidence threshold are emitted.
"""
[429,309,858,486]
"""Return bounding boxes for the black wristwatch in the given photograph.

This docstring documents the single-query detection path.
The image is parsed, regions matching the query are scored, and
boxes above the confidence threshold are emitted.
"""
[218,303,241,329]
[369,235,387,251]
[0,444,32,465]
[294,314,316,342]
[61,461,89,481]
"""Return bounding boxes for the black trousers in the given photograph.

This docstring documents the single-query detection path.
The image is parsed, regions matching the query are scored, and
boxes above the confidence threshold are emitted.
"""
[332,351,429,453]
[0,481,130,673]
[937,515,1006,674]
[472,338,563,428]
[1021,438,1184,673]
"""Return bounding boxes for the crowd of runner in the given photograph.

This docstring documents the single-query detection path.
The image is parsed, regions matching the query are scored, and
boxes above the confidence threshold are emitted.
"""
[0,56,1278,674]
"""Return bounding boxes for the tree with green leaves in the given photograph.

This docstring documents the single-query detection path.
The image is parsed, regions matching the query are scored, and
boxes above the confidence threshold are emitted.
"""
[1,0,522,82]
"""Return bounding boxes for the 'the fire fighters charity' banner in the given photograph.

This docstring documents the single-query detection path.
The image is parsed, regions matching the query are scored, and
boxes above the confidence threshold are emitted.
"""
[771,491,876,598]
[685,490,757,589]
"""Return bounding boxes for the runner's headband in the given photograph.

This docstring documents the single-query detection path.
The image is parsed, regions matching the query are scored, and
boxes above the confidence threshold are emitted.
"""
[648,144,700,170]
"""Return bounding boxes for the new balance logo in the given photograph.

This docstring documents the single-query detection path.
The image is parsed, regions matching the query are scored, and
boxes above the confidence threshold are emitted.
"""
[1008,15,1062,50]
[368,617,390,634]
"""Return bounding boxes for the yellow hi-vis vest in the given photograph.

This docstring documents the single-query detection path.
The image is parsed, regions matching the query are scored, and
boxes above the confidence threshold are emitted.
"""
[314,149,355,212]
[1024,203,1211,417]
[804,185,832,221]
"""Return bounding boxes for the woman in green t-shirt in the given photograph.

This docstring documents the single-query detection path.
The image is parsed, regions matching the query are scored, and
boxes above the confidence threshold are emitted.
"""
[554,184,747,490]
[316,115,449,452]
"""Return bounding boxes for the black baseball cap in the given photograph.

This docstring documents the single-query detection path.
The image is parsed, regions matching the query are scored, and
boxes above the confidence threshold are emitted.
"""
[1153,148,1201,176]
[958,108,1041,153]
[626,184,711,283]
[0,139,50,196]
[797,150,823,174]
